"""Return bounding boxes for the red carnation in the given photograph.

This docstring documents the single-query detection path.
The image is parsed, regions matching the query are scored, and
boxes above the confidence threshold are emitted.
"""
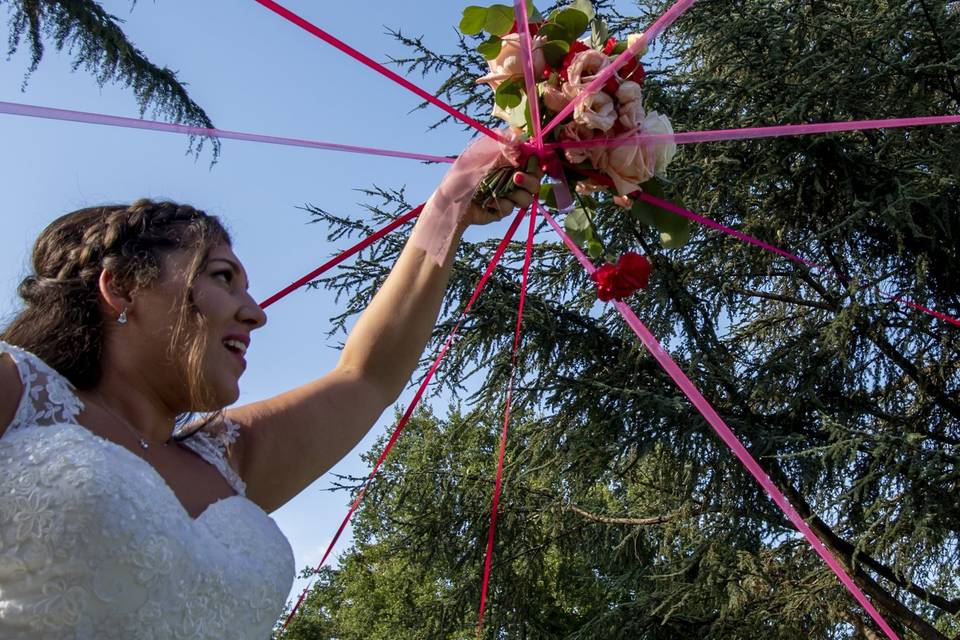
[507,20,541,36]
[603,38,617,55]
[590,252,651,301]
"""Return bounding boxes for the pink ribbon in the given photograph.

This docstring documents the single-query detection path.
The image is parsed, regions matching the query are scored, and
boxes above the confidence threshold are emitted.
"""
[279,206,530,634]
[637,193,960,327]
[538,0,699,139]
[541,207,901,640]
[252,0,505,145]
[0,101,454,164]
[477,200,537,634]
[546,114,960,149]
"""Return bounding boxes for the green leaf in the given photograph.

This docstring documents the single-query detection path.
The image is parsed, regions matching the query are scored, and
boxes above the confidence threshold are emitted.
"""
[477,35,503,60]
[495,77,524,109]
[570,0,596,21]
[658,216,691,248]
[460,6,488,35]
[654,207,691,248]
[485,4,516,37]
[552,8,590,40]
[589,18,608,50]
[630,198,658,226]
[540,183,558,208]
[565,206,591,232]
[525,0,545,23]
[541,39,570,67]
[536,23,566,43]
[586,237,605,259]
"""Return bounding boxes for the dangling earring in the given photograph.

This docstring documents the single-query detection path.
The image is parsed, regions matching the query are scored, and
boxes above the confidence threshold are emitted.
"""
[117,308,128,325]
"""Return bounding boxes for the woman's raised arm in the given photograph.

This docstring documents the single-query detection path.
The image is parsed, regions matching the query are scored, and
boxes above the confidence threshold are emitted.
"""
[227,170,541,513]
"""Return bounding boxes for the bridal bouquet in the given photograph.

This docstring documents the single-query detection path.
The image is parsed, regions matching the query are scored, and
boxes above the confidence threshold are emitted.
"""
[462,1,689,299]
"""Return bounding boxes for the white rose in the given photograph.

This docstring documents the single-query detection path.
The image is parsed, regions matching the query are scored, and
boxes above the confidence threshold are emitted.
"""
[641,110,677,177]
[597,134,655,196]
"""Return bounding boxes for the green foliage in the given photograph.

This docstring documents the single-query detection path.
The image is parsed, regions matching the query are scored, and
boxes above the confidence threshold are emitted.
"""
[284,0,960,637]
[3,0,218,158]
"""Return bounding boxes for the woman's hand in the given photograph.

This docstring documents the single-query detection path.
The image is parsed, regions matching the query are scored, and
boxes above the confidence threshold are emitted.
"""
[463,168,543,227]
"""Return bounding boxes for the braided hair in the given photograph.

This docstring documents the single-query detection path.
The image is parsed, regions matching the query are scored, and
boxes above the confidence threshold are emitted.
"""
[2,199,231,427]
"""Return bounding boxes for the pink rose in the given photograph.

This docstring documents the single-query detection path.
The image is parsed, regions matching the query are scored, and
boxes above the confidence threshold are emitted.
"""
[615,81,645,130]
[597,133,654,196]
[565,48,609,89]
[542,83,571,113]
[574,91,616,132]
[557,122,607,167]
[475,33,546,91]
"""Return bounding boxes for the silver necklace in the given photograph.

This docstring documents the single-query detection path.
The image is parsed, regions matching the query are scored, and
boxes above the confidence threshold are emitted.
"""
[93,395,170,450]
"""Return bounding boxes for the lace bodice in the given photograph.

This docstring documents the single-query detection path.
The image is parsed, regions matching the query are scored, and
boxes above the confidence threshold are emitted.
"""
[0,341,295,639]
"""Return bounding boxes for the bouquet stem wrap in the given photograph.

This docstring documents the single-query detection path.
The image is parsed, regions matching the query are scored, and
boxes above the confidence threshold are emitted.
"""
[411,128,527,265]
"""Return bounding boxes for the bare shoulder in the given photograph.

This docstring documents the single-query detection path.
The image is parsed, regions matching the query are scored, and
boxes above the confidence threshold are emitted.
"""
[0,352,24,438]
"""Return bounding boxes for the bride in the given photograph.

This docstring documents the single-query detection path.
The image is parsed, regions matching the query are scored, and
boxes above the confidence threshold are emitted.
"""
[0,157,540,638]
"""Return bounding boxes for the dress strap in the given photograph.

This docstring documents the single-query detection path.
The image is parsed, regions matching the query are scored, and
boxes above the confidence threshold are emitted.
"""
[179,416,248,496]
[0,340,84,434]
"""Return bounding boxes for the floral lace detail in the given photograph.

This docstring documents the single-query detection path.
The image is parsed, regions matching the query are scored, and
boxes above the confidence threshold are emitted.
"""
[0,341,83,430]
[0,341,295,639]
[180,417,247,496]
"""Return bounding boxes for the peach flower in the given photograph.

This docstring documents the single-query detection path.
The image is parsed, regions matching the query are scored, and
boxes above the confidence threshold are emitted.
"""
[542,82,571,113]
[574,91,616,132]
[565,48,610,89]
[615,81,645,130]
[597,132,655,196]
[475,33,546,91]
[557,122,607,167]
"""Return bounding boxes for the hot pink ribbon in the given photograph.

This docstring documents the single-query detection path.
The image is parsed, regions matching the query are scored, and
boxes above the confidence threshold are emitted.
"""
[279,206,530,634]
[546,114,960,149]
[541,207,900,640]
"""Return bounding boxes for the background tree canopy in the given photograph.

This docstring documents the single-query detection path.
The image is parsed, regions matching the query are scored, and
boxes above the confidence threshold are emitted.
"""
[276,0,959,638]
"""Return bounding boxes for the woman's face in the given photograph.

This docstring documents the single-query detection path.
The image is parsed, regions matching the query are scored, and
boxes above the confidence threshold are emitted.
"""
[134,242,267,410]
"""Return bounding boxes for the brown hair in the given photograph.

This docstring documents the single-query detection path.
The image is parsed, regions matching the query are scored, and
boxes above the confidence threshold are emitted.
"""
[1,199,231,434]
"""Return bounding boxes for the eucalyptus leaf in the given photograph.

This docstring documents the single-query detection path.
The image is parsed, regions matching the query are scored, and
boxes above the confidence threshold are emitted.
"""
[553,8,590,40]
[495,77,524,109]
[630,198,658,226]
[460,6,488,35]
[654,208,691,248]
[538,23,570,44]
[477,36,503,60]
[526,0,544,22]
[541,40,570,67]
[570,0,596,21]
[485,4,516,37]
[540,183,558,208]
[586,238,605,259]
[565,206,591,232]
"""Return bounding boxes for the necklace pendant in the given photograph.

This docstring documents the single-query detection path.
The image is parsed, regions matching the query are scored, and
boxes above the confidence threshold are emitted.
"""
[139,439,150,450]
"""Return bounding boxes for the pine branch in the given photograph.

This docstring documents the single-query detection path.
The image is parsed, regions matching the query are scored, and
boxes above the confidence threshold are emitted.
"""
[4,0,219,158]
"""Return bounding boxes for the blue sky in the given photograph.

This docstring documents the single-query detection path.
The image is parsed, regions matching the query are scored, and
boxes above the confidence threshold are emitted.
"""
[0,0,635,608]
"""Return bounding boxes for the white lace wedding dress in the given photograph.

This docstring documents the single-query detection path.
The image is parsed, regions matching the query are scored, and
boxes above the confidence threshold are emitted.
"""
[0,341,296,639]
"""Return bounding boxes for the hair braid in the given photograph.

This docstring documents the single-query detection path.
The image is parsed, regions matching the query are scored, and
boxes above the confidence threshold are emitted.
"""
[3,199,231,398]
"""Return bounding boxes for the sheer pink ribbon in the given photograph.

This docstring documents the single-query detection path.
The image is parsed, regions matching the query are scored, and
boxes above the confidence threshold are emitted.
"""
[0,101,453,164]
[541,207,900,640]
